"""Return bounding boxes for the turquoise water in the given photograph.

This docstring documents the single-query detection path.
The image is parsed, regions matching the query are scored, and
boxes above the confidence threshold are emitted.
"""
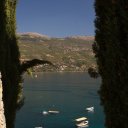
[15,72,105,128]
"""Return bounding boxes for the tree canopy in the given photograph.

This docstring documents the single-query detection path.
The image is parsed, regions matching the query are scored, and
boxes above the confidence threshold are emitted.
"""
[94,0,128,127]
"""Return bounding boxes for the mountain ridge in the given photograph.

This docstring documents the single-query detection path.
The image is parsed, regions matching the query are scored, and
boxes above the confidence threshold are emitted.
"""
[18,32,94,41]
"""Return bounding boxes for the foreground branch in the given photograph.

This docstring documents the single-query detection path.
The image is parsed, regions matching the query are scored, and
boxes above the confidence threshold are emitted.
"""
[20,59,55,74]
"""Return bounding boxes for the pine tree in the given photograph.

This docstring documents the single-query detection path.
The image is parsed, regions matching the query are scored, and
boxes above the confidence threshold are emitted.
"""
[94,0,128,127]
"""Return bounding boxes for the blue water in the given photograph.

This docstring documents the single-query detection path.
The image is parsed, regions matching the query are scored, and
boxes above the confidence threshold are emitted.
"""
[15,72,105,128]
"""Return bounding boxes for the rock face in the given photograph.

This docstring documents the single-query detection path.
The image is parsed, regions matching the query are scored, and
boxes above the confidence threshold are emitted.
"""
[0,73,6,128]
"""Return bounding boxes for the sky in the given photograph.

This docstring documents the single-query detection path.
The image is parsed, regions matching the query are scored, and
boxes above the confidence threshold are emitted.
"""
[16,0,95,37]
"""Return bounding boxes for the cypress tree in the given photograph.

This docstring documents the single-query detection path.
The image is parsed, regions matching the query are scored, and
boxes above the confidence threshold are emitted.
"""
[94,0,128,127]
[0,0,21,128]
[0,1,53,127]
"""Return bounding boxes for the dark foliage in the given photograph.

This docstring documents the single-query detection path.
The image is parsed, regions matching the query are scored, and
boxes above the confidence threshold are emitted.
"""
[88,67,99,78]
[0,1,21,128]
[20,59,55,74]
[94,0,128,128]
[0,1,53,128]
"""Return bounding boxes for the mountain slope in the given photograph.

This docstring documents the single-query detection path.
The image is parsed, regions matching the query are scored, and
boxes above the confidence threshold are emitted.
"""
[18,33,96,72]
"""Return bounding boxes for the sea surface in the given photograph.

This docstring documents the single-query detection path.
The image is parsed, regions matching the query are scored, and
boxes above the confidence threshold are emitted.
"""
[15,72,105,128]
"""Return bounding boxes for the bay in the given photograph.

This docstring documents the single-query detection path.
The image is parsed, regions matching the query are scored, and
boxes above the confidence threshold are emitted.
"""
[15,72,105,128]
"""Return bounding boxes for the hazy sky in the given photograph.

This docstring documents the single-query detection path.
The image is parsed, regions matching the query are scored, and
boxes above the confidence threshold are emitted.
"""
[16,0,95,37]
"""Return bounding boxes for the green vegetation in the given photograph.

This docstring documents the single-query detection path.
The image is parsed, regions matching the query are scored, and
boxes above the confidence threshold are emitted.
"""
[94,0,128,128]
[18,34,96,72]
[0,1,21,128]
[0,1,52,128]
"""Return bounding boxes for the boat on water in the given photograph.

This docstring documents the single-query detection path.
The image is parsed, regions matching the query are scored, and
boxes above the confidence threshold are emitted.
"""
[42,110,60,115]
[75,117,89,128]
[42,111,48,115]
[86,106,94,112]
[48,110,60,114]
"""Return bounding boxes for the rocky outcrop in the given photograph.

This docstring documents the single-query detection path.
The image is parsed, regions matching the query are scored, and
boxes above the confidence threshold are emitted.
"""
[0,73,6,128]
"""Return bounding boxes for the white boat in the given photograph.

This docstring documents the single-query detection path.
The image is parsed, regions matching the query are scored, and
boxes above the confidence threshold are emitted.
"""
[42,111,48,115]
[86,106,94,112]
[76,121,89,128]
[75,117,89,128]
[48,110,60,114]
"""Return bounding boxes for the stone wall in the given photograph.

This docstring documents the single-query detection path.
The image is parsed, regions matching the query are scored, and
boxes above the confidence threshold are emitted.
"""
[0,73,6,128]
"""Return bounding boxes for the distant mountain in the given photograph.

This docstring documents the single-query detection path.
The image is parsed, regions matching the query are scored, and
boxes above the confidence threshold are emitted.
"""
[18,32,94,42]
[18,32,96,72]
[18,32,51,43]
[19,32,49,38]
[67,36,94,41]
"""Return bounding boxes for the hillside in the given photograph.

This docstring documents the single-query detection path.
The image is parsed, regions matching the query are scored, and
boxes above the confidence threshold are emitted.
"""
[18,33,96,72]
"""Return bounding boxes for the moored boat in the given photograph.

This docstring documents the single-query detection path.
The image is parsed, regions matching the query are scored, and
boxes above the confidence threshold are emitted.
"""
[86,106,94,112]
[75,117,89,128]
[42,110,48,115]
[48,110,60,114]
